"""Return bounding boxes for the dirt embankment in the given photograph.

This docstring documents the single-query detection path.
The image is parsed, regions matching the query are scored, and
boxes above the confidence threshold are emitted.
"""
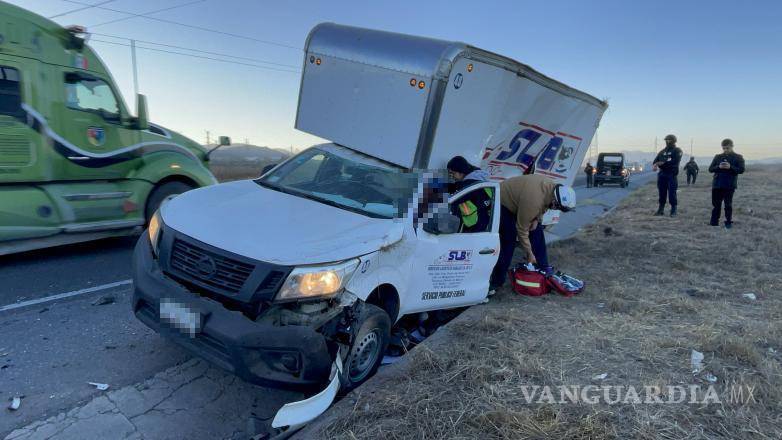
[316,165,782,439]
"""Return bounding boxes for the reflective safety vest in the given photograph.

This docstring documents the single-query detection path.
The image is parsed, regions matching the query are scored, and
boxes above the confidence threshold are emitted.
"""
[457,187,494,229]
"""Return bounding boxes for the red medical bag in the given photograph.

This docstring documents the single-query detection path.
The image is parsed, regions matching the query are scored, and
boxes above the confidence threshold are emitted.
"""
[511,266,550,296]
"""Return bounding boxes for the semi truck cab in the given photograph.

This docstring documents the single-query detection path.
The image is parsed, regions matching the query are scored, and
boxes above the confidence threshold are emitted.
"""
[0,2,217,255]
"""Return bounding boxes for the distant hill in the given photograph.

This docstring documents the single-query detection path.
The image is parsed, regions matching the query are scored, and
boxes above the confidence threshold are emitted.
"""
[207,144,290,164]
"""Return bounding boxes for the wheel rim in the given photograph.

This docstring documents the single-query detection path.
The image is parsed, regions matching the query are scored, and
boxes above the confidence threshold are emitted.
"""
[348,330,381,382]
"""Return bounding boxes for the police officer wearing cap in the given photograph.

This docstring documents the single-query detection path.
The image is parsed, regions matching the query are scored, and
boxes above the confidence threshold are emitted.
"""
[708,139,745,229]
[489,174,576,291]
[653,134,683,216]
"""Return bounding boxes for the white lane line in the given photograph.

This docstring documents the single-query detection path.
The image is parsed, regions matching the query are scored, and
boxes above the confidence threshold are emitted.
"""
[0,279,133,313]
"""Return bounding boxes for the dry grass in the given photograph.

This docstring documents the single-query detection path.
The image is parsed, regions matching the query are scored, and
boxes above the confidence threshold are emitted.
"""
[319,165,782,439]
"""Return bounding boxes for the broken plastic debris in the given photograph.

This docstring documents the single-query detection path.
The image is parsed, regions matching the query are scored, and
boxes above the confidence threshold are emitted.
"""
[9,397,21,411]
[92,295,115,306]
[769,347,778,354]
[88,382,109,391]
[691,350,705,374]
[704,373,718,383]
[742,293,757,300]
[381,355,403,365]
[592,373,608,380]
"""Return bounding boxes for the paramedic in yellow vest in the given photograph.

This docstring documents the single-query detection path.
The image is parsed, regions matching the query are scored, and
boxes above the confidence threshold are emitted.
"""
[447,156,492,233]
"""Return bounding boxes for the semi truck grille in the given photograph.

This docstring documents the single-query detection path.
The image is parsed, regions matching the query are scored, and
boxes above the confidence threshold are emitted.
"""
[169,239,254,294]
[0,136,32,167]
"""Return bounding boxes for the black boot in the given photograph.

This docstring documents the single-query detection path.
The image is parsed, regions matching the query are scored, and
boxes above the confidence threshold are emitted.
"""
[670,206,677,217]
[654,206,665,216]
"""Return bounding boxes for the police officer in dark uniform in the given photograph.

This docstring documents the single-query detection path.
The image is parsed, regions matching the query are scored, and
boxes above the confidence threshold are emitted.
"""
[684,157,699,185]
[653,134,683,216]
[708,139,745,229]
[584,163,594,188]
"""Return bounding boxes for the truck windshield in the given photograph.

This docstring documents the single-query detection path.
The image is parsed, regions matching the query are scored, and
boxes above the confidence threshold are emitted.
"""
[256,146,415,219]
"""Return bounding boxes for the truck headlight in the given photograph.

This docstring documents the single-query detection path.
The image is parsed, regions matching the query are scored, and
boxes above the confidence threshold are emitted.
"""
[147,211,163,257]
[277,259,360,301]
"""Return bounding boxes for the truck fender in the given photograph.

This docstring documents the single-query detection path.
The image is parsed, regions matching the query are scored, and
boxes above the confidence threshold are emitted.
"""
[346,252,405,323]
[127,151,217,189]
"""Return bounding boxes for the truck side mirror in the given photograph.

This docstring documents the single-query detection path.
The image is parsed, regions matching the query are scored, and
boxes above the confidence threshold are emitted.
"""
[135,94,149,130]
[205,135,232,161]
[422,211,460,235]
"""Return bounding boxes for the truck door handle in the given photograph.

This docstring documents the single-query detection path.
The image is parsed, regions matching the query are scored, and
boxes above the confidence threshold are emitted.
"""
[479,248,495,255]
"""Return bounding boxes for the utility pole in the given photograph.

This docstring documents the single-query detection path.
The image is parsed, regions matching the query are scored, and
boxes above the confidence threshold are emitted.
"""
[130,39,139,106]
[205,130,211,145]
[690,138,694,157]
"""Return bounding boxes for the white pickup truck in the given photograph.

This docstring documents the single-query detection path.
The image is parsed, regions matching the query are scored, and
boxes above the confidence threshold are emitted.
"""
[131,23,607,429]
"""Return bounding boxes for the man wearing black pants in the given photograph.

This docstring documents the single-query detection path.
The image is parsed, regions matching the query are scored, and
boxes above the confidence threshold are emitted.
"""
[489,175,576,292]
[708,139,745,229]
[584,163,594,188]
[684,157,699,185]
[653,134,683,217]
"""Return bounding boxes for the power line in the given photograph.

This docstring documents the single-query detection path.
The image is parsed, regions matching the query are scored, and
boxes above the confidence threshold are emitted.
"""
[92,32,300,69]
[89,38,300,73]
[89,0,206,28]
[48,0,116,19]
[61,0,300,50]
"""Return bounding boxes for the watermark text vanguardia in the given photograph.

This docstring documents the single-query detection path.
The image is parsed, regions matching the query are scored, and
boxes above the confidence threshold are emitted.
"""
[519,384,757,405]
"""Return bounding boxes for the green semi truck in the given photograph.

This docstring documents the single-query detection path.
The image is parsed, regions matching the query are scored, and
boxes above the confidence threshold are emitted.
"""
[0,1,218,255]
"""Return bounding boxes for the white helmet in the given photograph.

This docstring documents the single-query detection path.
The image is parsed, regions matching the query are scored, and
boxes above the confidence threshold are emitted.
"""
[554,185,577,211]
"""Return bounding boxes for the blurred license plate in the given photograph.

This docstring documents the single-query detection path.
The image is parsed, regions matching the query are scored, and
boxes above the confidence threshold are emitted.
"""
[160,299,202,337]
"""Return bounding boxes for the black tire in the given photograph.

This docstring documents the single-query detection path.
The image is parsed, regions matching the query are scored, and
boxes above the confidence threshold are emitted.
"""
[145,181,194,224]
[340,303,391,392]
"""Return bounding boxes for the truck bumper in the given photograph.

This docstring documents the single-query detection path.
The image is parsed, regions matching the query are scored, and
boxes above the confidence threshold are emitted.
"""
[131,234,333,390]
[595,175,627,184]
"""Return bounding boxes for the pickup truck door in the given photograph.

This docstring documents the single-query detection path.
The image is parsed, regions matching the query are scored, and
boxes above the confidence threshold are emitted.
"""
[404,181,501,314]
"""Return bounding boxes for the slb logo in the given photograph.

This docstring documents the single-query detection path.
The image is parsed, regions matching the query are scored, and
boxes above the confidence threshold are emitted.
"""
[447,250,471,262]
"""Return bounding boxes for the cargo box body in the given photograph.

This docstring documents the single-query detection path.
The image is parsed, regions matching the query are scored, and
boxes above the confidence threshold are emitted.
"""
[296,23,607,187]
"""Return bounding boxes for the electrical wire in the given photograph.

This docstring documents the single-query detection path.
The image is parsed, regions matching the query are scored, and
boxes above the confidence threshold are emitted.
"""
[91,32,300,69]
[61,0,300,50]
[48,0,116,19]
[89,0,207,28]
[89,38,301,73]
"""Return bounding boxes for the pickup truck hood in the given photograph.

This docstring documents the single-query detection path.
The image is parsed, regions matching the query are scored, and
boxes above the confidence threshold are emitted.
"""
[161,180,403,266]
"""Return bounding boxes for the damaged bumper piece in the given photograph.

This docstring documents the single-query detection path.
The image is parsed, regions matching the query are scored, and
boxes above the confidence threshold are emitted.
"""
[132,234,334,390]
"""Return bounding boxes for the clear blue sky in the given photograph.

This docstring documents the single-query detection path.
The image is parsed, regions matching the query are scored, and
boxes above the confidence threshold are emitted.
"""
[9,0,782,159]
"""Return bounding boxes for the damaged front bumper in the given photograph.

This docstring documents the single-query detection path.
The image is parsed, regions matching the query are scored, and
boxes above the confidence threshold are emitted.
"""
[131,234,334,390]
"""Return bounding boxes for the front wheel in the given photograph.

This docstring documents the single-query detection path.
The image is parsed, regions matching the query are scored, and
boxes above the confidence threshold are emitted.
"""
[340,303,390,392]
[145,181,194,224]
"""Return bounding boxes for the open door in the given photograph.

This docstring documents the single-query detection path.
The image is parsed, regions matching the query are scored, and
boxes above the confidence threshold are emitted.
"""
[404,181,501,315]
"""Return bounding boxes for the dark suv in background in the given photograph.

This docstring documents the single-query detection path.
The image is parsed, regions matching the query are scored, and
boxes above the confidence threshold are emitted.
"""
[594,153,630,187]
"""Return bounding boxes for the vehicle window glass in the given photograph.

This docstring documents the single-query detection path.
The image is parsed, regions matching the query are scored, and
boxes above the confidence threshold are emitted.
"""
[450,185,495,233]
[260,147,416,219]
[64,74,119,120]
[0,66,24,120]
[601,156,622,163]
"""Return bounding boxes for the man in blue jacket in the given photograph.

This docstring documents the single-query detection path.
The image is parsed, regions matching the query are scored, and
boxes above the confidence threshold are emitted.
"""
[653,134,683,217]
[708,139,745,229]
